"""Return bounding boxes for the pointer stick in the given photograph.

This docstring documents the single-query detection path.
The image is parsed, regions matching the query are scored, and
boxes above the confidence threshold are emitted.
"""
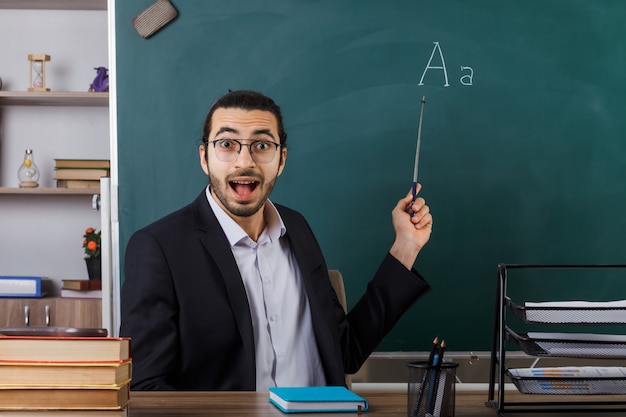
[411,96,426,217]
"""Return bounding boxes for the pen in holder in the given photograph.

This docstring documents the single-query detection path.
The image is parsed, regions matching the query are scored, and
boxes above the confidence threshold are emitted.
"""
[407,361,458,417]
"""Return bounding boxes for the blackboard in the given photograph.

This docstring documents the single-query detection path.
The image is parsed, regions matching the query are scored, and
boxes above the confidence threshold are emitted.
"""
[115,0,626,351]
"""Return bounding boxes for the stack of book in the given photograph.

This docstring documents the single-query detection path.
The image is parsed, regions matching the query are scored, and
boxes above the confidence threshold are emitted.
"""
[61,279,102,299]
[54,159,110,189]
[0,335,131,415]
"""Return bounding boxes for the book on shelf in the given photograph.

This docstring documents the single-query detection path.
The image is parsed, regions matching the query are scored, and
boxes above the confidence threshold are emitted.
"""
[0,382,129,410]
[61,289,102,299]
[0,359,131,387]
[0,407,128,416]
[0,336,130,363]
[62,279,102,291]
[53,168,110,181]
[268,386,369,413]
[0,276,51,298]
[56,179,101,189]
[54,159,111,169]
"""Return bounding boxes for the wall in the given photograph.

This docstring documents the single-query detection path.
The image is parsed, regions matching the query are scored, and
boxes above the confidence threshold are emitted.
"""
[0,9,109,294]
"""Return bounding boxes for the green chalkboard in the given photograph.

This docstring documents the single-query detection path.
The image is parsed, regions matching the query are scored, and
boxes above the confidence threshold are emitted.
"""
[115,0,626,351]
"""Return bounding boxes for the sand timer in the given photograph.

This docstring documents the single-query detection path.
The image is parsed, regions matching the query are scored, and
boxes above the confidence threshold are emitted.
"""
[28,54,51,92]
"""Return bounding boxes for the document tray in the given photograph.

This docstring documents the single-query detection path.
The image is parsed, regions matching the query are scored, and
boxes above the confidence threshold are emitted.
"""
[507,297,626,325]
[506,327,626,359]
[506,370,626,395]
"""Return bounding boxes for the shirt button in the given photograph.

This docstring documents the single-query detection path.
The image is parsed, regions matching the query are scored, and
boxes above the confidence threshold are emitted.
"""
[277,350,285,358]
[270,315,278,322]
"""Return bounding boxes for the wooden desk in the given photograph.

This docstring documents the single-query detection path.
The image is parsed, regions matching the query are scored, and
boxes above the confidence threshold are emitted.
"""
[127,390,494,417]
[129,391,434,417]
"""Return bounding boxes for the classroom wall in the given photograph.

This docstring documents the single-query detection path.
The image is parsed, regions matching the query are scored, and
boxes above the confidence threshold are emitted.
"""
[114,0,626,351]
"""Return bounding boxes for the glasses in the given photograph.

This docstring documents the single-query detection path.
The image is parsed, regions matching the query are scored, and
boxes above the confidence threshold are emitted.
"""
[208,139,282,163]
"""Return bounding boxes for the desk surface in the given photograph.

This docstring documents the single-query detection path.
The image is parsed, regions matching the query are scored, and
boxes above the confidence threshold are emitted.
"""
[127,390,626,417]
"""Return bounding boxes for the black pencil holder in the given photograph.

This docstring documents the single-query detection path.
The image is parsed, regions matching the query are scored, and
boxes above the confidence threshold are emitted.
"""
[406,361,458,417]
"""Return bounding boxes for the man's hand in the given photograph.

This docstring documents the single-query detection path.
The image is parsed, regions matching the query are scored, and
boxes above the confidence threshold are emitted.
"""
[389,184,433,270]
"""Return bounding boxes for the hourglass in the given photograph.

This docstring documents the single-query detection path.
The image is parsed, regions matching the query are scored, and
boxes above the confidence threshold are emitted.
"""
[28,54,50,92]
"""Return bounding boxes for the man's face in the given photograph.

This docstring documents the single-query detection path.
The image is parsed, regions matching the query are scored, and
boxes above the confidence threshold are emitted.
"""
[200,107,287,218]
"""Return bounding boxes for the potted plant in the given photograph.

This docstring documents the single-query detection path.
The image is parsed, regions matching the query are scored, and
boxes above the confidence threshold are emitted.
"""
[83,227,101,280]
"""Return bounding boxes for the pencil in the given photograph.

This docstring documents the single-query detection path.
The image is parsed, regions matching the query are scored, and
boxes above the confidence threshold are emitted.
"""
[414,337,439,415]
[438,340,446,364]
[428,336,439,365]
[428,340,446,415]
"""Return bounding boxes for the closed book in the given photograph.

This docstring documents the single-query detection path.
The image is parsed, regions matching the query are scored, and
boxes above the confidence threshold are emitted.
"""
[61,289,102,299]
[56,179,101,189]
[0,276,51,298]
[0,407,127,416]
[54,159,111,169]
[62,279,102,291]
[0,382,129,410]
[0,359,131,387]
[268,386,368,413]
[0,336,130,363]
[53,168,110,181]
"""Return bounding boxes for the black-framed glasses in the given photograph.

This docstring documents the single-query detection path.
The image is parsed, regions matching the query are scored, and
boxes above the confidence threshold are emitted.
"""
[208,139,282,163]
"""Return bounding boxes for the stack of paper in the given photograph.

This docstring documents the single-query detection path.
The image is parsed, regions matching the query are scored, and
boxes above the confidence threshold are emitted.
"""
[524,300,626,323]
[527,332,626,357]
[508,366,626,394]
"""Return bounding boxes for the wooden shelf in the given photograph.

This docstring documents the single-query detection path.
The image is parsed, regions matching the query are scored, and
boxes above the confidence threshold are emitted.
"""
[0,91,108,107]
[0,0,106,10]
[0,187,99,195]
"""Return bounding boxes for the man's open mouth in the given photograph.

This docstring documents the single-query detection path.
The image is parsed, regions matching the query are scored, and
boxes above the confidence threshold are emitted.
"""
[230,180,259,200]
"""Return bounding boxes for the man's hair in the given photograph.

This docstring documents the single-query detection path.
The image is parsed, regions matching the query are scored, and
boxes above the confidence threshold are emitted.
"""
[201,90,287,147]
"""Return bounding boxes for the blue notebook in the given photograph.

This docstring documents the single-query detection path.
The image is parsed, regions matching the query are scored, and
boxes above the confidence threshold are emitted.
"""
[268,386,368,413]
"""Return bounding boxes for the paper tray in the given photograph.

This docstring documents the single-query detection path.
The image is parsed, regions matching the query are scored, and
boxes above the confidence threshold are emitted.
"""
[506,327,626,359]
[507,298,626,325]
[507,371,626,395]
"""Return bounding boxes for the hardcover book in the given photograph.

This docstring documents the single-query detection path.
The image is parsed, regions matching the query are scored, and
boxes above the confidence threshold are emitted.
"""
[0,382,129,410]
[53,168,110,181]
[56,179,102,189]
[61,289,103,299]
[54,159,111,169]
[0,336,130,363]
[268,386,368,413]
[0,408,127,416]
[62,279,102,291]
[0,359,131,387]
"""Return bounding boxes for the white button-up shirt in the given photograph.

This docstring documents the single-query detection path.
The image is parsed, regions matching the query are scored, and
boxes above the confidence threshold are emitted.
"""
[206,187,327,391]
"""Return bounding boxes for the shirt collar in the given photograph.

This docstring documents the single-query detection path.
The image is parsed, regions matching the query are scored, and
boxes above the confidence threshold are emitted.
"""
[205,186,286,247]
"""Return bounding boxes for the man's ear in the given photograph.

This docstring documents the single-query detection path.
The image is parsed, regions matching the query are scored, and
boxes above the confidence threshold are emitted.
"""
[199,145,209,175]
[277,146,287,176]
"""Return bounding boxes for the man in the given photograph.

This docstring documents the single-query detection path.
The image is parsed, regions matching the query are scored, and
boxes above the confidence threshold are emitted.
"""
[120,90,433,391]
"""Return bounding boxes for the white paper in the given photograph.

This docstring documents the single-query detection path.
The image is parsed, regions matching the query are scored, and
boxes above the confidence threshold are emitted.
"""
[509,367,626,394]
[523,300,626,323]
[527,332,626,357]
